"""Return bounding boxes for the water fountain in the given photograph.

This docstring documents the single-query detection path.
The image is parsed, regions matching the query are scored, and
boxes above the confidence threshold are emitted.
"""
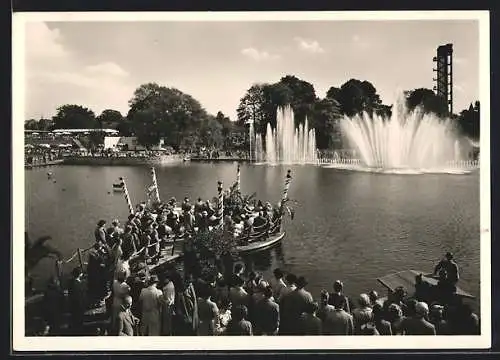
[255,105,318,164]
[332,96,476,174]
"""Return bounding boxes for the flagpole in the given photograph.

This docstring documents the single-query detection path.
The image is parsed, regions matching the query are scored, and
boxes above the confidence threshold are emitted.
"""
[120,177,134,214]
[151,167,161,203]
[236,164,241,193]
[217,180,224,227]
[279,169,292,218]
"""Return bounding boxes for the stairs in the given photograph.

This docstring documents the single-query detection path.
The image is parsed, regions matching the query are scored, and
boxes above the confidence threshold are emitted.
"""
[72,138,87,151]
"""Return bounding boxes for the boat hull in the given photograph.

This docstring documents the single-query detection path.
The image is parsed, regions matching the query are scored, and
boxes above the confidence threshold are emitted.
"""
[236,231,285,254]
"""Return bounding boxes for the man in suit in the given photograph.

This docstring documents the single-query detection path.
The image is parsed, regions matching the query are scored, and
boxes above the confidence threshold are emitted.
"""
[68,267,86,335]
[280,276,313,335]
[116,295,139,336]
[322,290,354,335]
[229,276,250,309]
[254,286,280,335]
[401,302,436,335]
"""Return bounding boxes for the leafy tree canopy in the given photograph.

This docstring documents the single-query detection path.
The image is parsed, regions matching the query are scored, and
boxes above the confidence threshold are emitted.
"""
[97,109,123,129]
[127,83,210,147]
[405,88,448,117]
[52,105,98,129]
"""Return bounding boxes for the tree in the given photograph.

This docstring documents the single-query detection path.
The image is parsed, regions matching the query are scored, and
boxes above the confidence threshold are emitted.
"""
[127,83,210,148]
[24,119,39,130]
[278,75,317,125]
[327,79,383,117]
[52,105,98,129]
[405,88,448,117]
[236,84,267,128]
[311,97,343,149]
[457,101,480,140]
[200,117,224,148]
[97,109,123,129]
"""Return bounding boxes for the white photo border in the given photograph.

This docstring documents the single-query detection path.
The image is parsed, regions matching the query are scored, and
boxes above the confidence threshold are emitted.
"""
[12,10,491,351]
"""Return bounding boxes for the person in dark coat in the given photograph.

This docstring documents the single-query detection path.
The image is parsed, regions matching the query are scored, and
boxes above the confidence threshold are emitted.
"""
[433,252,459,288]
[174,274,199,335]
[68,267,86,335]
[298,302,322,335]
[229,275,250,309]
[42,276,65,335]
[429,304,451,335]
[453,303,480,335]
[225,305,253,335]
[86,243,108,306]
[328,280,350,313]
[372,303,392,335]
[280,276,313,335]
[324,296,354,335]
[254,286,280,335]
[401,302,436,335]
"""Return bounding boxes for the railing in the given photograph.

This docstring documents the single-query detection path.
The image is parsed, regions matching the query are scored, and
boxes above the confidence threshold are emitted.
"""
[316,158,480,168]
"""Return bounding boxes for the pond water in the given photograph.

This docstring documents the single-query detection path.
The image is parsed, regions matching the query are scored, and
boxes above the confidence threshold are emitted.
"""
[25,162,480,309]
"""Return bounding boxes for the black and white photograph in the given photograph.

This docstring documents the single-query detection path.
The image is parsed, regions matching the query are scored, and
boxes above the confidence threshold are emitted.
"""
[12,11,490,351]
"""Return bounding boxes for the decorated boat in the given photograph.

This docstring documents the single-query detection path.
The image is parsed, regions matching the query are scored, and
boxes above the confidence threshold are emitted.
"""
[121,165,294,273]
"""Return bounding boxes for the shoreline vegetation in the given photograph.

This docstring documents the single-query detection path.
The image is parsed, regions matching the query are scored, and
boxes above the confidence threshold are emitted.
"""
[24,77,480,155]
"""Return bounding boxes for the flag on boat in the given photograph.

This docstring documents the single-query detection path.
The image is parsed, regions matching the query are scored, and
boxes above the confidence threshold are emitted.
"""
[146,184,159,205]
[147,184,156,195]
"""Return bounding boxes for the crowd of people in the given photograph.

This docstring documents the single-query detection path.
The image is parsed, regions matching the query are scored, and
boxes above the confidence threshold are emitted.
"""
[42,242,480,336]
[37,186,479,337]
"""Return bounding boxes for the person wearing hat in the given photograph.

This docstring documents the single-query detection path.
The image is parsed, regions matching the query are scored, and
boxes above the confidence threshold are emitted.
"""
[138,274,163,336]
[433,252,460,290]
[400,301,436,335]
[428,303,450,335]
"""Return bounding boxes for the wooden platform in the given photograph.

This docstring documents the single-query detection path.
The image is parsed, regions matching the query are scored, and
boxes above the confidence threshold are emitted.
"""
[377,269,475,300]
[146,244,183,274]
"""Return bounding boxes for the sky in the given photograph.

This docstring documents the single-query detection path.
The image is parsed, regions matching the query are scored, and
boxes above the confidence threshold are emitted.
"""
[23,19,480,121]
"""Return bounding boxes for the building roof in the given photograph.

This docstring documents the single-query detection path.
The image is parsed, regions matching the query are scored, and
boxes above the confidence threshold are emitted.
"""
[52,128,119,133]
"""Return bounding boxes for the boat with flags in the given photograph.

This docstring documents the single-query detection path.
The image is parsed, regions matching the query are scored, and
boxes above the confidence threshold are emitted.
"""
[25,164,295,335]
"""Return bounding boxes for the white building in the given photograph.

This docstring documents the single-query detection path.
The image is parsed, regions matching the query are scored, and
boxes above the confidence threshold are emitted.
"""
[103,136,165,151]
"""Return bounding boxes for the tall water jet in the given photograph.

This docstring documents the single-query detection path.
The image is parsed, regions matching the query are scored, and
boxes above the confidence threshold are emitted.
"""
[261,105,317,164]
[255,133,264,162]
[339,95,471,171]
